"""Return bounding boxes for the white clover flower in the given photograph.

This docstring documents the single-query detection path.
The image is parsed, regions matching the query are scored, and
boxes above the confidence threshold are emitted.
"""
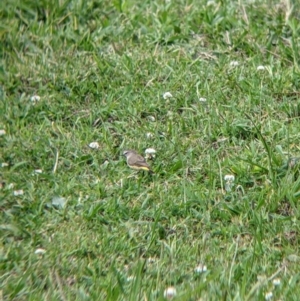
[194,263,207,273]
[163,92,173,99]
[88,142,100,149]
[199,97,207,102]
[0,129,6,136]
[145,148,156,159]
[257,65,266,71]
[229,61,239,67]
[13,189,24,196]
[146,132,154,139]
[34,248,46,255]
[164,286,177,299]
[1,163,9,167]
[272,278,281,286]
[224,175,235,192]
[265,291,273,300]
[30,95,41,104]
[224,175,235,182]
[145,148,156,154]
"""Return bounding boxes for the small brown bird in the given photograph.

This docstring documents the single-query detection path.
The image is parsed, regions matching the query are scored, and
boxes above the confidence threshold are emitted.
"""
[123,149,153,173]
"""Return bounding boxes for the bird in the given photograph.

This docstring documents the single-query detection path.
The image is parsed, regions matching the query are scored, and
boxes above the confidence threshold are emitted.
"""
[123,149,153,173]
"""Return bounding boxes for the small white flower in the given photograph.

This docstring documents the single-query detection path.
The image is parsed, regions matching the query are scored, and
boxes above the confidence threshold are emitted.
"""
[13,189,24,196]
[224,175,235,192]
[34,248,46,255]
[257,65,265,71]
[199,97,207,102]
[163,92,173,99]
[145,148,156,154]
[145,148,156,159]
[30,95,41,103]
[148,116,156,122]
[272,278,281,286]
[146,132,154,139]
[224,175,235,182]
[89,142,100,149]
[126,276,135,282]
[195,263,207,273]
[34,169,43,174]
[0,129,6,136]
[265,291,273,300]
[229,61,239,67]
[1,163,9,167]
[164,286,177,299]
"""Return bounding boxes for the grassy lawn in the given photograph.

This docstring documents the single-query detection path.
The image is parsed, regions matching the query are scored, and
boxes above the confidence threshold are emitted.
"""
[1,0,300,300]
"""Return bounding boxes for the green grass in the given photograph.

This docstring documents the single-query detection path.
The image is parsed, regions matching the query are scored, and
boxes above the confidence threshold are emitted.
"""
[1,0,300,300]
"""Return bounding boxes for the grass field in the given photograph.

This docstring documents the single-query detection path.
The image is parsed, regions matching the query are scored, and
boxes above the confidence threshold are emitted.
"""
[1,0,300,300]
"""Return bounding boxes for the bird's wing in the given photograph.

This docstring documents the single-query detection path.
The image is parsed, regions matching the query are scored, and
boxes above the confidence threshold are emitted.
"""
[128,155,150,168]
[135,154,147,161]
[134,159,150,168]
